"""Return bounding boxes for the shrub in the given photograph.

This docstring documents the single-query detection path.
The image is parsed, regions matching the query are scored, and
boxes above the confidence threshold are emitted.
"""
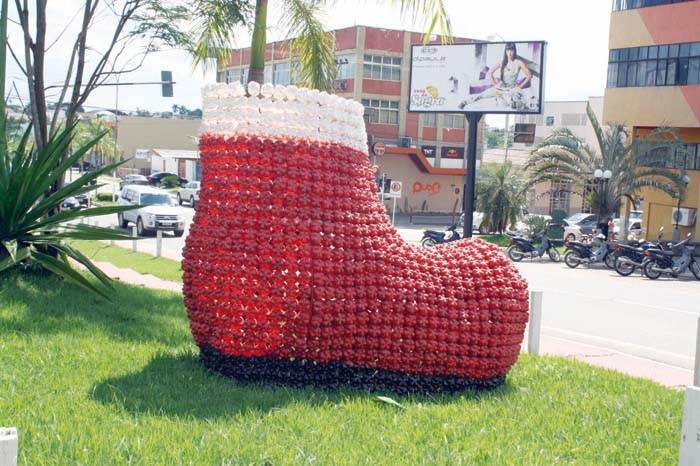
[96,192,118,202]
[161,175,180,189]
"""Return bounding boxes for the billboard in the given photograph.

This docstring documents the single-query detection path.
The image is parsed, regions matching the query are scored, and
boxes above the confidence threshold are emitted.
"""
[409,41,546,114]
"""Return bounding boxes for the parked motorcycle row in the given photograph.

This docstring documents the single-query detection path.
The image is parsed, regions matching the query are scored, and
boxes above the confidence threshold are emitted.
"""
[421,224,700,281]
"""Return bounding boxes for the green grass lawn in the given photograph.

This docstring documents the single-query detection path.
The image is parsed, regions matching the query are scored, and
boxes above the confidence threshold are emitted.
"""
[71,240,182,282]
[0,271,683,465]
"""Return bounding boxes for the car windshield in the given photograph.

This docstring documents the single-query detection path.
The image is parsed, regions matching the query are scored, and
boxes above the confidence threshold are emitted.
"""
[565,213,590,224]
[139,193,171,205]
[629,211,642,220]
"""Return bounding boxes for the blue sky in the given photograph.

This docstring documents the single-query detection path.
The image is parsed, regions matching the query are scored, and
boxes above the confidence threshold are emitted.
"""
[5,0,611,127]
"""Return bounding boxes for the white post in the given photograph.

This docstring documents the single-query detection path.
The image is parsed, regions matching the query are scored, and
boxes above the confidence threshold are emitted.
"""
[0,427,18,466]
[110,224,115,246]
[679,317,700,465]
[695,317,700,387]
[528,290,543,355]
[132,225,137,252]
[156,229,162,257]
[392,197,397,226]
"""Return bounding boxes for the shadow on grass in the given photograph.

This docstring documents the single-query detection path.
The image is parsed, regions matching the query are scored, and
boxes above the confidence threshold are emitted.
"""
[0,271,188,346]
[90,351,515,419]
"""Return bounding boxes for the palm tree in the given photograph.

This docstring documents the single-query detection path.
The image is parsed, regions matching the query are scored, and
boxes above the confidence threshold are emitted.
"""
[475,162,527,234]
[191,0,453,91]
[526,104,680,234]
[73,119,120,168]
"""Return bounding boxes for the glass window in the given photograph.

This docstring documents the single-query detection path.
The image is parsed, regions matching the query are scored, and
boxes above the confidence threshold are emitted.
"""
[680,43,691,57]
[648,46,658,59]
[363,54,401,81]
[688,58,700,84]
[619,48,629,61]
[691,43,700,57]
[629,47,639,61]
[646,60,657,85]
[422,113,436,127]
[443,114,464,129]
[636,60,647,86]
[678,58,690,85]
[656,60,667,85]
[607,63,618,88]
[140,193,171,206]
[264,65,272,84]
[639,46,649,60]
[273,62,290,85]
[667,59,677,84]
[627,62,638,86]
[362,99,399,125]
[335,53,356,80]
[617,63,628,87]
[659,45,669,58]
[669,44,680,58]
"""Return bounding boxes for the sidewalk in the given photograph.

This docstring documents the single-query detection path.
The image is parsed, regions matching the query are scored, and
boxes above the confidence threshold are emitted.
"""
[94,262,692,389]
[537,335,692,388]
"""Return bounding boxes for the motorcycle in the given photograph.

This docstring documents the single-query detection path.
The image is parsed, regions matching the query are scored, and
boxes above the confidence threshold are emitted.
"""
[505,228,560,262]
[612,227,665,277]
[642,233,700,280]
[421,224,460,247]
[563,234,616,269]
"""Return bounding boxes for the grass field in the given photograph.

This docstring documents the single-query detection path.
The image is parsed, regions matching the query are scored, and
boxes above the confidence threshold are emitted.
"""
[0,271,683,465]
[71,239,182,282]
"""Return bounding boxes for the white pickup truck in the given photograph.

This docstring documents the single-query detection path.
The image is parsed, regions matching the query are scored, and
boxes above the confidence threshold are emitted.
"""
[117,185,185,237]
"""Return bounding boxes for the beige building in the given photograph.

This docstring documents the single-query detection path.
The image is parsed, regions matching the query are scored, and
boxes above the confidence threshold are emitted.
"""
[116,116,200,175]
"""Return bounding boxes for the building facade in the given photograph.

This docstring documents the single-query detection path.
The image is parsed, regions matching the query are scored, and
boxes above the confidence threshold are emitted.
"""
[217,26,483,214]
[604,0,700,239]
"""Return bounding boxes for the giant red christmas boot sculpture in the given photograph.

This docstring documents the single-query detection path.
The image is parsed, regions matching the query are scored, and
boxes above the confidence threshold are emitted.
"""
[183,82,529,394]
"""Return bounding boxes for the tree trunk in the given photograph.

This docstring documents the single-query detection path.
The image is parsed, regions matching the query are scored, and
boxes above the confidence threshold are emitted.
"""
[248,0,268,85]
[0,0,7,152]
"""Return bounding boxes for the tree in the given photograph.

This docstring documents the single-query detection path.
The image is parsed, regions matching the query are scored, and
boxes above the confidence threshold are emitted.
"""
[7,1,247,153]
[526,104,680,229]
[475,162,527,234]
[191,0,453,91]
[73,118,120,167]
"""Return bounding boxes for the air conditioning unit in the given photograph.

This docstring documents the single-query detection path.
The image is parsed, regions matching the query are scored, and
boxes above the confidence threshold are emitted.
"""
[334,80,348,91]
[399,137,412,148]
[672,207,697,226]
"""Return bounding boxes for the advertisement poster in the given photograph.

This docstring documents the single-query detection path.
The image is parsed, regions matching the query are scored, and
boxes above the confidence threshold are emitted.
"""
[409,41,546,114]
[441,146,465,159]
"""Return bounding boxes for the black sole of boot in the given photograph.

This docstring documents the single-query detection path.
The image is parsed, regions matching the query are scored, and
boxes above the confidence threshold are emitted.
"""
[199,346,506,396]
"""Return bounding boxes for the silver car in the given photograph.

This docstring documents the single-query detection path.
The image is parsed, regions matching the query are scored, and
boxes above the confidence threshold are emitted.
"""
[177,181,200,208]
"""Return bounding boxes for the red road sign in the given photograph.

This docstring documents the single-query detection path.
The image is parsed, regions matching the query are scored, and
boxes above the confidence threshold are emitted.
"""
[373,142,386,157]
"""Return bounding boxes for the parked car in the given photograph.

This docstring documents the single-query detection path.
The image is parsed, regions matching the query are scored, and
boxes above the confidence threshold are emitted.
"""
[117,185,185,237]
[177,181,200,208]
[60,196,81,211]
[148,171,188,187]
[119,174,149,190]
[563,213,598,242]
[612,218,643,239]
[458,211,486,233]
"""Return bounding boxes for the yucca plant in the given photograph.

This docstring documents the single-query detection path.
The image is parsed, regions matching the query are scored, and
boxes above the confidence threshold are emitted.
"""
[0,124,138,298]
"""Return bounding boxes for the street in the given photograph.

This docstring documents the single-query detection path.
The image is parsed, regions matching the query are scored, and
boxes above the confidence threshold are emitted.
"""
[90,204,699,373]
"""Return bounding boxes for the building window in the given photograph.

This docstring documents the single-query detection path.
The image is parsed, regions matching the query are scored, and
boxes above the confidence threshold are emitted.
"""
[608,41,700,88]
[363,55,401,81]
[612,0,692,11]
[335,53,356,80]
[545,116,555,126]
[361,99,399,124]
[273,62,290,85]
[561,113,587,126]
[443,114,464,129]
[224,68,247,84]
[264,64,272,84]
[636,140,700,170]
[422,113,436,127]
[549,181,571,214]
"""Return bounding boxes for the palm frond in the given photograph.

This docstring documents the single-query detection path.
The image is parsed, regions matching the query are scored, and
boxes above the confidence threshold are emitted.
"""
[190,0,250,71]
[282,0,337,91]
[390,0,452,43]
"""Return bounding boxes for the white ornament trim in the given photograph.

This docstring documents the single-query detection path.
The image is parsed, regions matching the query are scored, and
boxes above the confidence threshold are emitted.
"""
[202,82,369,154]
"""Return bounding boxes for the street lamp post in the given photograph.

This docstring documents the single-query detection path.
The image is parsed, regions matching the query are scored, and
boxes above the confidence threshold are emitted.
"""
[673,173,692,242]
[594,168,612,234]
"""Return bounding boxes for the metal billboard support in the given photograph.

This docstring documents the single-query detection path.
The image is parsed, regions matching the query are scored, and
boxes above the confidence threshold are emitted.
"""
[462,112,483,238]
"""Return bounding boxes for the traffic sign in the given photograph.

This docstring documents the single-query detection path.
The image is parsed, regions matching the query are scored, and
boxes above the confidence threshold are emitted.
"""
[389,181,402,197]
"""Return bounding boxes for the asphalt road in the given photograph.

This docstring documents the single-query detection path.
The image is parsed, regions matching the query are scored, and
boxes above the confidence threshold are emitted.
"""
[88,206,700,371]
